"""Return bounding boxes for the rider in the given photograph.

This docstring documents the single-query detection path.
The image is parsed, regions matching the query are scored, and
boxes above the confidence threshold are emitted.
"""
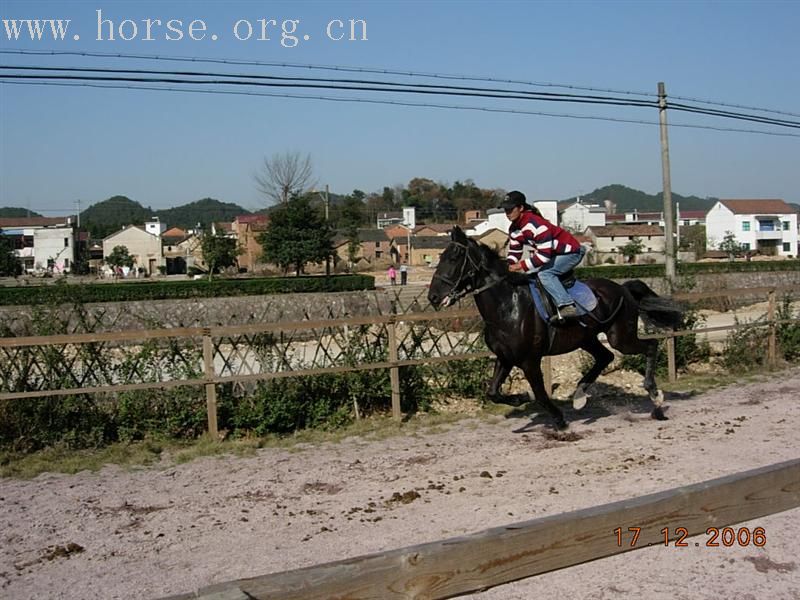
[500,190,585,320]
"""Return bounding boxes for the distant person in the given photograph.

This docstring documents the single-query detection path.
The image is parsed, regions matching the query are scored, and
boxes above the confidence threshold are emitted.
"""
[388,264,397,286]
[500,190,585,320]
[400,263,408,285]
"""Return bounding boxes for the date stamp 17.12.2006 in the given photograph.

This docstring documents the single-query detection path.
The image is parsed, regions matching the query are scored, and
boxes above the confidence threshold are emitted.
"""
[614,526,767,548]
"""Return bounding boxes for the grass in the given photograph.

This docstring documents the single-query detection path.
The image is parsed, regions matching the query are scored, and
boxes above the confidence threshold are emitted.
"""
[4,363,795,480]
[0,408,477,479]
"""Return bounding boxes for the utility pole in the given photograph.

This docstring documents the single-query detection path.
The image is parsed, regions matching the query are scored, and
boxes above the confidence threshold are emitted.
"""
[658,81,676,288]
[323,184,331,276]
[324,184,329,222]
[75,198,81,228]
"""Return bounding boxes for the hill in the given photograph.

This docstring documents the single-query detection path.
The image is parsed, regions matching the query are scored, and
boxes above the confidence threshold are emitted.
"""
[564,184,718,213]
[156,198,250,229]
[81,196,152,238]
[80,196,251,238]
[0,207,43,218]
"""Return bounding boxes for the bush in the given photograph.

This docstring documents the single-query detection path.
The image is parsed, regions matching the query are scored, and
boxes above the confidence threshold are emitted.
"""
[0,274,376,306]
[777,296,800,361]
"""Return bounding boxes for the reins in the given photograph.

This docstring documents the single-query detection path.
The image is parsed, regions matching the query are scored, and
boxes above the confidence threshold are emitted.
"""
[432,241,505,303]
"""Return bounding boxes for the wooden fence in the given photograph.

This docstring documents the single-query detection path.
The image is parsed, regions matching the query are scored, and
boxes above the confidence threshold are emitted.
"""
[1,284,799,439]
[159,457,800,600]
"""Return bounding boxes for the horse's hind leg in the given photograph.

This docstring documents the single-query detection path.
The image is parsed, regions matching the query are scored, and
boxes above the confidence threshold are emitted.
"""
[607,330,667,421]
[520,357,567,430]
[572,337,615,411]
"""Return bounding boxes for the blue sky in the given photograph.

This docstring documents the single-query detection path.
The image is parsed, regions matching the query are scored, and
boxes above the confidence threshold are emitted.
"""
[1,0,798,217]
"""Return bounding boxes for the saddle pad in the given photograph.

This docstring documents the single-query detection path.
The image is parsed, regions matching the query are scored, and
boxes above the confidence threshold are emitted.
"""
[529,280,598,321]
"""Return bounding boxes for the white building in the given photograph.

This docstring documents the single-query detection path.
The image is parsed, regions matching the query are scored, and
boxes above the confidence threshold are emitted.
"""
[145,217,167,236]
[0,216,76,273]
[33,227,75,273]
[706,199,798,257]
[559,199,607,233]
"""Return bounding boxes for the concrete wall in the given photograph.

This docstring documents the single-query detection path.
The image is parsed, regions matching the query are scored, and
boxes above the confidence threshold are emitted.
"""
[3,270,799,335]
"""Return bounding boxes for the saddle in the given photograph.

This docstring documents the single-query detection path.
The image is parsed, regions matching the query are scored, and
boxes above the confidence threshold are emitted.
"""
[528,271,598,325]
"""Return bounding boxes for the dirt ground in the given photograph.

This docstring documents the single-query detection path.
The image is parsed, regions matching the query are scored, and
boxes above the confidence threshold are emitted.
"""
[1,361,799,600]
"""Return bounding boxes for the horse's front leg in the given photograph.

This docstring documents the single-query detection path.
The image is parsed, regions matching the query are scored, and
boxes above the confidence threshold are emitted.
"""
[486,357,512,402]
[521,357,567,430]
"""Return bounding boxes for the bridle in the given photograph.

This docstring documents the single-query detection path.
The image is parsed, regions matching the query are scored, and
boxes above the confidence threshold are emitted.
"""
[432,240,504,304]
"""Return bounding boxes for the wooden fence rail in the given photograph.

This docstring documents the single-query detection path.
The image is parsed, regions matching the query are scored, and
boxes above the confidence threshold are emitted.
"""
[159,457,800,600]
[1,285,799,434]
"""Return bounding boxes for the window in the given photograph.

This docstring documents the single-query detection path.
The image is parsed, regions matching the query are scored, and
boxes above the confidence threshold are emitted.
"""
[64,259,70,269]
[64,237,69,247]
[758,220,775,232]
[783,242,792,252]
[742,221,750,232]
[783,221,791,231]
[742,243,750,251]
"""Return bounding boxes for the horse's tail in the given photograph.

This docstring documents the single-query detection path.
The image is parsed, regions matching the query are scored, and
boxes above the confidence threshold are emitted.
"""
[623,279,684,330]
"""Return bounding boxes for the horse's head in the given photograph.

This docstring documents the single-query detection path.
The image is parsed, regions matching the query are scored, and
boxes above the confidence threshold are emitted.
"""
[428,226,485,308]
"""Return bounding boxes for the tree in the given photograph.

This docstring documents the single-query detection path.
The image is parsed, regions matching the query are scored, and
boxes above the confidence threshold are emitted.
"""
[200,232,239,280]
[718,231,743,260]
[0,229,23,276]
[259,195,334,275]
[619,236,645,264]
[105,245,134,275]
[254,151,316,205]
[679,224,706,257]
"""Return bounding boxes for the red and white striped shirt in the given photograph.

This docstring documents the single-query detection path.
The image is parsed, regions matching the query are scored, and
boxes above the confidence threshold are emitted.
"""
[507,210,581,273]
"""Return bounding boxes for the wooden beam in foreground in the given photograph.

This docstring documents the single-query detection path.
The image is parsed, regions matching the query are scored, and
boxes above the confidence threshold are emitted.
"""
[159,458,800,600]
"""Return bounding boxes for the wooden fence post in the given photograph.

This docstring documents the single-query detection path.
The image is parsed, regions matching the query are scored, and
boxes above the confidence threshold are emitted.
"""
[767,288,777,368]
[202,330,219,438]
[666,336,677,383]
[387,315,402,420]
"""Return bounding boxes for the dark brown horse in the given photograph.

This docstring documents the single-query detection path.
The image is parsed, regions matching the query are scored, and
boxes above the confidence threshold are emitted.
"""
[427,226,683,429]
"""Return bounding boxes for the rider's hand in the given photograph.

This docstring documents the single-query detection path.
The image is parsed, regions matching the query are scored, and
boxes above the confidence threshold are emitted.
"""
[508,262,523,273]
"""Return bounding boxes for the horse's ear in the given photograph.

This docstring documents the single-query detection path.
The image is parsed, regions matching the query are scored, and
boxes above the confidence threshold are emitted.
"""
[451,226,467,242]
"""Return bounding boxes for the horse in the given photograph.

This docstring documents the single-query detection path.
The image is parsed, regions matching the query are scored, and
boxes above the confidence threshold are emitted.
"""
[427,226,684,429]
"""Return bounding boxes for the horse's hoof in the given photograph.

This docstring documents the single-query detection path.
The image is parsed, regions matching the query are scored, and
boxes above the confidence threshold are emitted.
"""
[572,390,588,411]
[556,419,569,430]
[651,407,669,421]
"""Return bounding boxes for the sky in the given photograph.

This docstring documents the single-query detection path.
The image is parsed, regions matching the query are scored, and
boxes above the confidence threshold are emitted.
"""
[1,0,798,218]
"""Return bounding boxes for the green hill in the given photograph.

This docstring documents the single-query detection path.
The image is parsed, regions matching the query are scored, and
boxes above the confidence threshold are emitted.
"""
[81,196,152,238]
[0,207,44,218]
[80,196,251,238]
[564,184,718,213]
[156,198,250,229]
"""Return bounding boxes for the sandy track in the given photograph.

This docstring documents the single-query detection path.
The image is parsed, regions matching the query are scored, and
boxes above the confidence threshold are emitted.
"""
[1,368,799,600]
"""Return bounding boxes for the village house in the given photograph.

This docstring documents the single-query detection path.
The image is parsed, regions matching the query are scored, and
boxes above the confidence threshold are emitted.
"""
[0,216,76,274]
[102,223,163,275]
[584,224,666,265]
[231,214,269,272]
[558,199,607,233]
[705,199,798,257]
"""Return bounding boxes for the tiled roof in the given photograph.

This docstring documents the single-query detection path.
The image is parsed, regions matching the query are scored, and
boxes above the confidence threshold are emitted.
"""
[414,223,455,234]
[719,199,796,215]
[0,216,75,227]
[587,225,664,237]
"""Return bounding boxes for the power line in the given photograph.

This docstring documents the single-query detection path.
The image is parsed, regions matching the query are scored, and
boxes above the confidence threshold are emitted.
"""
[0,70,661,109]
[0,48,659,99]
[5,48,799,119]
[3,66,799,130]
[1,64,659,107]
[4,79,799,138]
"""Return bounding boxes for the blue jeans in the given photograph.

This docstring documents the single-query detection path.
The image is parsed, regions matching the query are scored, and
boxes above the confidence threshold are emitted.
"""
[537,247,585,307]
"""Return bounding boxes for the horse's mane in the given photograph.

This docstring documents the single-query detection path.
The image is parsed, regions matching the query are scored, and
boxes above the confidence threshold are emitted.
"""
[473,239,531,286]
